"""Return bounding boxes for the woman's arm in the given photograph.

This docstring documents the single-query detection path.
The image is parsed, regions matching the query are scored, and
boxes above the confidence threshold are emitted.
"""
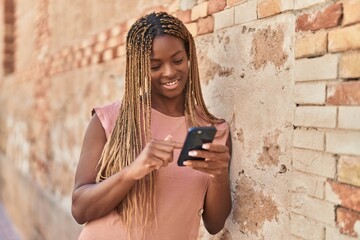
[71,114,182,224]
[184,133,232,234]
[71,115,137,224]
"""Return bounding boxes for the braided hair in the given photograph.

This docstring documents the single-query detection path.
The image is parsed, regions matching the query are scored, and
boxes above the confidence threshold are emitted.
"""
[95,11,223,234]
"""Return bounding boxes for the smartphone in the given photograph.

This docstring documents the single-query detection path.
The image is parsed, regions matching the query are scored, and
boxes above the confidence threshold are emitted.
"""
[177,126,217,166]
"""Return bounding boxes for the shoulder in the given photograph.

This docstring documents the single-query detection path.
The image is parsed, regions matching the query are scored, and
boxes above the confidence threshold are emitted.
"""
[91,101,121,139]
[92,101,120,117]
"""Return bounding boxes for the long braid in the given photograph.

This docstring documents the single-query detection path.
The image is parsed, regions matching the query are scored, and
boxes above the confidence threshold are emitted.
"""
[95,12,224,237]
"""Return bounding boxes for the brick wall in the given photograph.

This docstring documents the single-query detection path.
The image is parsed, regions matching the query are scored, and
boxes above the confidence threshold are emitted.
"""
[0,0,359,239]
[293,0,360,239]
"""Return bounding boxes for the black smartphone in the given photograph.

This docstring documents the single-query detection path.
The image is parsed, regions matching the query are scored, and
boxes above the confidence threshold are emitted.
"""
[177,126,217,166]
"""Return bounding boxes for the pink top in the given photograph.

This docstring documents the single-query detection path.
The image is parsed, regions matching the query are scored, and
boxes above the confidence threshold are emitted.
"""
[78,102,229,240]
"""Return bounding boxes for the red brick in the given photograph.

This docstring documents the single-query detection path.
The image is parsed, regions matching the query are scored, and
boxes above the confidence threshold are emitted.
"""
[4,0,15,12]
[339,51,360,78]
[208,0,226,14]
[91,54,100,64]
[110,24,122,37]
[103,48,115,61]
[174,10,191,23]
[83,46,92,57]
[185,22,197,36]
[258,0,281,18]
[338,156,360,187]
[328,180,360,212]
[295,31,327,59]
[93,42,106,53]
[227,0,242,7]
[342,0,360,26]
[336,207,360,237]
[80,58,88,67]
[327,81,360,105]
[106,36,122,48]
[96,30,110,42]
[120,33,126,45]
[329,24,360,53]
[73,49,83,60]
[197,16,214,35]
[191,2,208,21]
[115,45,126,57]
[296,3,342,32]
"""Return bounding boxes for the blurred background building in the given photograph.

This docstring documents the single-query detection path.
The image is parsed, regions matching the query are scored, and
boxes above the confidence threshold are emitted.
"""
[0,0,359,239]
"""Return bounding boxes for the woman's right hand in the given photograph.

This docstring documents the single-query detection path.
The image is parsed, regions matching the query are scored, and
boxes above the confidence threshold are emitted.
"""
[127,139,182,180]
[72,115,182,224]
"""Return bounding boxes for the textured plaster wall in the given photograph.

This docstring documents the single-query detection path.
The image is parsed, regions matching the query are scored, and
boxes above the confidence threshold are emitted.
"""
[196,12,294,239]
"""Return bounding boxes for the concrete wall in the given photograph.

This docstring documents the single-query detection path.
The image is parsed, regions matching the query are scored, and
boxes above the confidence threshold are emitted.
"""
[0,0,359,239]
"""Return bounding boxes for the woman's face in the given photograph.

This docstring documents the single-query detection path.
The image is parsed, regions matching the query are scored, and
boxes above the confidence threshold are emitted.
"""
[150,34,189,102]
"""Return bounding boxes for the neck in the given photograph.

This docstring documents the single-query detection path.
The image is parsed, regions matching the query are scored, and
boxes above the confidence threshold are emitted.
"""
[151,96,185,117]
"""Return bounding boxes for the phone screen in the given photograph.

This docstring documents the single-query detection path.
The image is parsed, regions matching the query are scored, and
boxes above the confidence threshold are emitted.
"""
[177,126,217,166]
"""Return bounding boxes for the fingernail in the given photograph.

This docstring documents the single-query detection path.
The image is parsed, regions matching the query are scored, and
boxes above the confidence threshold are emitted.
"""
[183,161,190,166]
[188,151,197,156]
[164,134,173,141]
[202,144,209,150]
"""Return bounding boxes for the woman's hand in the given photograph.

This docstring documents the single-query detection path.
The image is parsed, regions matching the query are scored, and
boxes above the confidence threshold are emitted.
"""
[184,136,232,235]
[183,143,230,182]
[127,139,183,180]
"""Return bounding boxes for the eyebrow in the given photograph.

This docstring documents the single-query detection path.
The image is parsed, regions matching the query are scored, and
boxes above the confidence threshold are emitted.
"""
[150,50,184,60]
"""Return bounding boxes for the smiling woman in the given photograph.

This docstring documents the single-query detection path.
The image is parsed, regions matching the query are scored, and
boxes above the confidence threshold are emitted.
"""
[150,35,189,114]
[71,12,232,240]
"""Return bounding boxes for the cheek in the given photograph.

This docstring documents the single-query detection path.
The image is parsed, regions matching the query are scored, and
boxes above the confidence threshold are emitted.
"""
[180,61,189,76]
[182,65,189,79]
[150,72,160,83]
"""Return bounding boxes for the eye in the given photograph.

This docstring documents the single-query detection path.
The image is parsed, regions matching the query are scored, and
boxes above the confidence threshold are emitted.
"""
[174,58,183,64]
[151,65,161,71]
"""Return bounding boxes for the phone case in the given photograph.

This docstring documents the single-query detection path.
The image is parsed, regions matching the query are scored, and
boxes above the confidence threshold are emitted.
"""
[177,126,217,166]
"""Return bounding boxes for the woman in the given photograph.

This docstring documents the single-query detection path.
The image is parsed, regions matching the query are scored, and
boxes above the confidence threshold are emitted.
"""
[71,12,232,239]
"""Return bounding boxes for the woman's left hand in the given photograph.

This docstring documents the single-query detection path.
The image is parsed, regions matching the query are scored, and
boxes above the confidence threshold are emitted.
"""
[183,143,230,182]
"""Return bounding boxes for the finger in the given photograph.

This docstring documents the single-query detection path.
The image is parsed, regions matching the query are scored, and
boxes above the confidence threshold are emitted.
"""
[171,141,183,149]
[183,165,224,177]
[188,150,229,162]
[151,148,173,166]
[147,156,165,170]
[202,143,228,153]
[183,160,226,170]
[153,139,183,149]
[151,140,178,152]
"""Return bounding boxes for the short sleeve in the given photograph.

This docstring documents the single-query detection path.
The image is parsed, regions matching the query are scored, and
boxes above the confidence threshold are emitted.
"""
[92,101,120,139]
[213,121,230,146]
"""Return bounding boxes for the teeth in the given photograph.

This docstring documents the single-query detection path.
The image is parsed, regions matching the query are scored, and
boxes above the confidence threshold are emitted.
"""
[165,80,178,86]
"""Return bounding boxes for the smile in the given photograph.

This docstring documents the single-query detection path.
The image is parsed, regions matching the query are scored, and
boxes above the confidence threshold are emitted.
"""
[163,79,179,86]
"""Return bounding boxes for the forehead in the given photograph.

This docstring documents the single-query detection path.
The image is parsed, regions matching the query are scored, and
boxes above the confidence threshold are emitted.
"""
[151,34,185,59]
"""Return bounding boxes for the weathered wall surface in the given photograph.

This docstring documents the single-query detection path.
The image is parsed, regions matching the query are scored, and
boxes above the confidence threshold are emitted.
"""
[196,10,294,238]
[0,0,359,240]
[292,0,360,239]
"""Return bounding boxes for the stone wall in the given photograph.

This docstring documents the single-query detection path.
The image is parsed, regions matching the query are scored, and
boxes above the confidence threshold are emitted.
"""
[0,0,359,239]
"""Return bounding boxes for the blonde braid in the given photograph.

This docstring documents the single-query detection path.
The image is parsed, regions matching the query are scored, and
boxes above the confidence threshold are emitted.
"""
[95,11,224,238]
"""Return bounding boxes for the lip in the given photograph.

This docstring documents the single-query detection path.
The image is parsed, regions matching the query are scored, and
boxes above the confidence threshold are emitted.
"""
[161,79,180,89]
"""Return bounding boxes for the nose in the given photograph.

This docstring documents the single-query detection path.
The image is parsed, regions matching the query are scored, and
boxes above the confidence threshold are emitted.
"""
[162,63,176,78]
